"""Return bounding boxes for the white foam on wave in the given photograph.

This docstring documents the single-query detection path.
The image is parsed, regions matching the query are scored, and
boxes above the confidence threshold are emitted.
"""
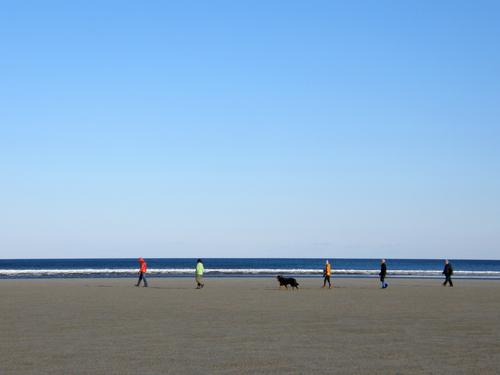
[1,268,500,277]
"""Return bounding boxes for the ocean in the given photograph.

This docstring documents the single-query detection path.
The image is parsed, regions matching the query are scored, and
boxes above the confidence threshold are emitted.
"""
[1,258,500,279]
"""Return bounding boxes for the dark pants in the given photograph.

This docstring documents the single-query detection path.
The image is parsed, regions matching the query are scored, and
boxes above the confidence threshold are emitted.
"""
[443,275,453,286]
[136,272,148,287]
[380,275,387,287]
[323,275,331,287]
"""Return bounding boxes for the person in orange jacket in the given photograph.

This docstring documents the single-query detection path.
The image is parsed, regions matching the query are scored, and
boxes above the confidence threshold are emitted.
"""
[136,258,148,287]
[322,260,332,289]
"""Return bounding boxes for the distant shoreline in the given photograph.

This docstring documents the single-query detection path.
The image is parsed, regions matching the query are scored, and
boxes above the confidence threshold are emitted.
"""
[2,275,500,281]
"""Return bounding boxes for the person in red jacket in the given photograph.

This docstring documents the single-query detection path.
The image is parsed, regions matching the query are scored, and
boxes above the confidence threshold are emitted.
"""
[135,258,148,287]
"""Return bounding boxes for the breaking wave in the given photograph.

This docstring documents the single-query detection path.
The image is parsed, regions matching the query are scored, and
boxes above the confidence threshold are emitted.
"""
[1,268,500,278]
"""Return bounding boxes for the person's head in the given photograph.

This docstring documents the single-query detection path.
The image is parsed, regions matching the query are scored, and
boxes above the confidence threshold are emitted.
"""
[325,260,329,265]
[138,257,144,263]
[445,259,449,264]
[381,259,385,264]
[197,258,202,263]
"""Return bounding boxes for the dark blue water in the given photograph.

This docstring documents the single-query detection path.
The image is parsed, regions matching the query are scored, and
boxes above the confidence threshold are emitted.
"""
[1,258,500,279]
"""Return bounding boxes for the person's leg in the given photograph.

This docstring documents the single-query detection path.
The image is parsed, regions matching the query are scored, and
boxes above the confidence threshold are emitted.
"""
[327,276,331,288]
[136,273,143,286]
[323,277,326,287]
[143,274,148,287]
[444,277,449,286]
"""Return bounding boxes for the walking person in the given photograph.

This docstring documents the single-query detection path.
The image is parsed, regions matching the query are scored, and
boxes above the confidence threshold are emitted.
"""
[135,258,148,287]
[322,260,332,289]
[379,259,388,289]
[195,259,205,289]
[442,259,454,287]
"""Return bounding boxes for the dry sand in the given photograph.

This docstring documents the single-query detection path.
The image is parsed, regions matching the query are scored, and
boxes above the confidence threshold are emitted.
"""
[1,277,500,374]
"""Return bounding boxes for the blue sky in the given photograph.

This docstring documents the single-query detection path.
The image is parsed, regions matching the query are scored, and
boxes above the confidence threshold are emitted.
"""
[1,1,499,259]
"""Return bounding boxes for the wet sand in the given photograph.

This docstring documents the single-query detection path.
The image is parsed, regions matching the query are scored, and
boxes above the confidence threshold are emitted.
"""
[1,278,500,374]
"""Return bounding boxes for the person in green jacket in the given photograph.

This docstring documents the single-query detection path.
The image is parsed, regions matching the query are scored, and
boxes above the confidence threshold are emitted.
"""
[195,259,205,289]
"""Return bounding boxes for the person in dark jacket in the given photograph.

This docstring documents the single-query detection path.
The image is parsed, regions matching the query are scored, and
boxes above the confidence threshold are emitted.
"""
[442,259,453,287]
[379,259,388,288]
[135,258,148,287]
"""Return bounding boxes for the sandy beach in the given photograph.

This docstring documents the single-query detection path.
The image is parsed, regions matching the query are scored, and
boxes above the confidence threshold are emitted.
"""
[1,277,499,374]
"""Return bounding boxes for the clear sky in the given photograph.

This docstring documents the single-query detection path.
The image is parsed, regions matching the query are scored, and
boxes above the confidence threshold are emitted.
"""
[1,1,499,259]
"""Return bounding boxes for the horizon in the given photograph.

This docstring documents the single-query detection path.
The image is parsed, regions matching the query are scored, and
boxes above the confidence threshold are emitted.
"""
[1,1,499,260]
[2,256,500,261]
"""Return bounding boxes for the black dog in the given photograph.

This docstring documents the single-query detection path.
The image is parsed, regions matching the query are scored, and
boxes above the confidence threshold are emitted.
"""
[277,275,299,289]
